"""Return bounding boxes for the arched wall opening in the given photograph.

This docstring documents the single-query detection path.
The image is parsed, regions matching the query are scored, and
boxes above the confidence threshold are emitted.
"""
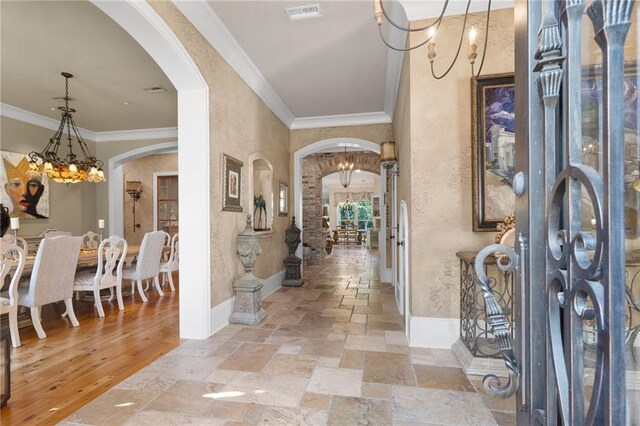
[93,0,211,339]
[294,138,392,281]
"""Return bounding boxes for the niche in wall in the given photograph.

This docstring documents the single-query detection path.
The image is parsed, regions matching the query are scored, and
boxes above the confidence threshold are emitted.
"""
[249,154,273,231]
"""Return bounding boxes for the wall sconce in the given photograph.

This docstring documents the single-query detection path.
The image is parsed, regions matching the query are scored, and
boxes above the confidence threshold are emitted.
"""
[126,181,143,232]
[380,141,398,171]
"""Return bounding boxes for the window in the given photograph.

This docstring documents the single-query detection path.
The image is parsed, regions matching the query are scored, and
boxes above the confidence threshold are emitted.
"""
[157,175,178,235]
[337,200,374,230]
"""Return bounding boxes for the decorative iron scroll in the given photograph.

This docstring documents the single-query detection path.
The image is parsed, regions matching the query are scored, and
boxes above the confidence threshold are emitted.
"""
[473,243,520,398]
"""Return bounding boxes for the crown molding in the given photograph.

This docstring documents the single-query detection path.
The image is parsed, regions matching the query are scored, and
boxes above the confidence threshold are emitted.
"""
[1,103,178,143]
[173,1,295,128]
[290,111,391,130]
[382,1,409,120]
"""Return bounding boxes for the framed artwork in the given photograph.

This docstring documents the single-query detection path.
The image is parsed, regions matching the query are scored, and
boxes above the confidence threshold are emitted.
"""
[222,154,243,212]
[278,181,288,216]
[0,150,50,219]
[471,73,515,232]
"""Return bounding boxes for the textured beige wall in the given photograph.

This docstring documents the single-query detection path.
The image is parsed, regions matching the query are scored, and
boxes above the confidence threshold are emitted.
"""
[122,153,177,245]
[149,1,290,306]
[0,116,98,236]
[290,124,393,154]
[407,9,514,318]
[392,48,412,305]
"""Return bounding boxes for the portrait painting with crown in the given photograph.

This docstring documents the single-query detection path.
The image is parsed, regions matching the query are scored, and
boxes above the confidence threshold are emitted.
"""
[0,151,49,219]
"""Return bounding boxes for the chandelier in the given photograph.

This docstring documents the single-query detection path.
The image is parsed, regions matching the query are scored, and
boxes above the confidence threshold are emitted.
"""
[374,0,492,79]
[338,148,354,188]
[28,72,105,184]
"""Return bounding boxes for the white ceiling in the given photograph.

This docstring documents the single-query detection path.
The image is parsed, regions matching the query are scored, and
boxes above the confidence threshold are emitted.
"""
[208,1,389,118]
[0,1,177,133]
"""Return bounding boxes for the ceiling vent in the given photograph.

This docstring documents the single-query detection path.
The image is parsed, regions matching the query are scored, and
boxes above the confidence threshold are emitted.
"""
[285,4,322,21]
[143,86,168,94]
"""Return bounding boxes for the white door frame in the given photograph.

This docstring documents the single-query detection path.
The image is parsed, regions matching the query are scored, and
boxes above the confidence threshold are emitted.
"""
[293,138,383,270]
[94,0,211,339]
[153,171,179,231]
[399,200,410,337]
[391,164,398,287]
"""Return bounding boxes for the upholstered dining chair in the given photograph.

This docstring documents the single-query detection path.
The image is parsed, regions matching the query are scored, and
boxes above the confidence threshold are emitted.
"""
[71,236,127,317]
[0,241,26,347]
[158,233,179,292]
[1,233,28,253]
[17,235,82,339]
[123,231,165,303]
[81,231,100,249]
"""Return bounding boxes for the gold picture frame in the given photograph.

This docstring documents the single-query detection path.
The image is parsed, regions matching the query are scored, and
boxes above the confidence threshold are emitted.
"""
[222,153,243,212]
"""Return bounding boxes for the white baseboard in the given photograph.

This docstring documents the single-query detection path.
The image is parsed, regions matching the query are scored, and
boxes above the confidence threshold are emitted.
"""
[408,316,459,349]
[209,269,284,335]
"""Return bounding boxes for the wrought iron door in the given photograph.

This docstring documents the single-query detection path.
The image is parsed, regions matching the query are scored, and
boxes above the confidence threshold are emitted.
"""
[474,0,635,424]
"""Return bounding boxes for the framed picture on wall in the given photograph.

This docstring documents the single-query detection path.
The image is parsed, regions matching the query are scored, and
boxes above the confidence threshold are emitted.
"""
[471,73,515,232]
[222,154,243,212]
[0,150,50,219]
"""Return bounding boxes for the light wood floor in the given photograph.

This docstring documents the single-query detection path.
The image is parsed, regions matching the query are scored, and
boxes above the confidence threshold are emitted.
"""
[0,277,180,425]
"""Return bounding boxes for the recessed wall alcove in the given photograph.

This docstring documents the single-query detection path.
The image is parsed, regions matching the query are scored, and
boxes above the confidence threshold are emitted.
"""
[247,153,274,232]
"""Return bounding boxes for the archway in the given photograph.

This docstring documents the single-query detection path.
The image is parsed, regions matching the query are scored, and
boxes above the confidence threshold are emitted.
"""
[293,138,392,281]
[92,1,211,339]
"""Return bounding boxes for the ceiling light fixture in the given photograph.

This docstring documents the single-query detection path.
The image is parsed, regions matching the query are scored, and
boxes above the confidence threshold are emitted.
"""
[374,0,492,79]
[28,72,105,184]
[338,148,355,189]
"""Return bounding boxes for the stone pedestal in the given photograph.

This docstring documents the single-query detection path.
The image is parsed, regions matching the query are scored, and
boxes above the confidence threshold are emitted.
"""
[230,215,267,325]
[283,217,303,287]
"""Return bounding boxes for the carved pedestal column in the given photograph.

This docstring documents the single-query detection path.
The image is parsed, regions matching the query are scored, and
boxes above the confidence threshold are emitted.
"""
[282,216,303,287]
[230,215,267,325]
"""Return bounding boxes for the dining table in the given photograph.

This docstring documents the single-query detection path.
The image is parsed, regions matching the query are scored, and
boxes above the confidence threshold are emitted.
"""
[19,244,142,276]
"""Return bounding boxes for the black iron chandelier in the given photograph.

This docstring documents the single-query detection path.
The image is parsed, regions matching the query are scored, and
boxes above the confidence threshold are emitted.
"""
[374,0,492,79]
[338,148,354,188]
[28,72,105,184]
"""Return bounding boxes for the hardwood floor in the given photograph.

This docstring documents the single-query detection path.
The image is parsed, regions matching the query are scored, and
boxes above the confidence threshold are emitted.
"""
[0,277,180,425]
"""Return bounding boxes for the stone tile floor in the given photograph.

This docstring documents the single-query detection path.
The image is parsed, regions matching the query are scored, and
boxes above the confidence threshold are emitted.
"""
[61,246,516,425]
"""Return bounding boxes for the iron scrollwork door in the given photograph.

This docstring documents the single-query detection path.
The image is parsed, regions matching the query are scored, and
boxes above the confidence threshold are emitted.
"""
[474,0,634,424]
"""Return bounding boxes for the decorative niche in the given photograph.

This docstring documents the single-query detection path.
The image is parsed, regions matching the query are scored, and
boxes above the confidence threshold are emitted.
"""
[248,153,274,232]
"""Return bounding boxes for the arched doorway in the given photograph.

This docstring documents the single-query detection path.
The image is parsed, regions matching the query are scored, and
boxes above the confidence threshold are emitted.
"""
[92,1,211,339]
[293,138,393,281]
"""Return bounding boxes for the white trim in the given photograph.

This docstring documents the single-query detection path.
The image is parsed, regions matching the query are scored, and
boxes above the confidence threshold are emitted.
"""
[93,0,211,340]
[173,1,294,127]
[408,316,459,349]
[94,127,178,142]
[398,199,410,337]
[1,102,178,142]
[382,2,408,120]
[210,269,285,335]
[152,171,179,232]
[290,112,391,130]
[1,103,97,141]
[294,138,380,261]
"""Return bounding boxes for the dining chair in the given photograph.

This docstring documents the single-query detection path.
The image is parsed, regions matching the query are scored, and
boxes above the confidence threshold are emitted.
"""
[158,233,179,292]
[1,234,28,253]
[0,241,26,347]
[17,235,82,339]
[81,231,100,249]
[72,236,127,317]
[123,231,165,303]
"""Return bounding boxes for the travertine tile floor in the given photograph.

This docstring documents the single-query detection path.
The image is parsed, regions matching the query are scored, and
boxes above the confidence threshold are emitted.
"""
[61,246,516,425]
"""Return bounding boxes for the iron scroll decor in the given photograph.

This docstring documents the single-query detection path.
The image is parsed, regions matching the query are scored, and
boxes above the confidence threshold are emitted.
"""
[473,243,520,399]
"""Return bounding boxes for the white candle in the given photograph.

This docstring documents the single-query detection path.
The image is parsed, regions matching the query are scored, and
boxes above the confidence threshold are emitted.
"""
[98,219,105,229]
[469,26,477,45]
[10,217,19,230]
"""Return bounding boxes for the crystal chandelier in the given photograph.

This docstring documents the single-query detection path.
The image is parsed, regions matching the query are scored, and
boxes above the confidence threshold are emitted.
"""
[374,0,492,79]
[338,148,354,188]
[28,72,105,184]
